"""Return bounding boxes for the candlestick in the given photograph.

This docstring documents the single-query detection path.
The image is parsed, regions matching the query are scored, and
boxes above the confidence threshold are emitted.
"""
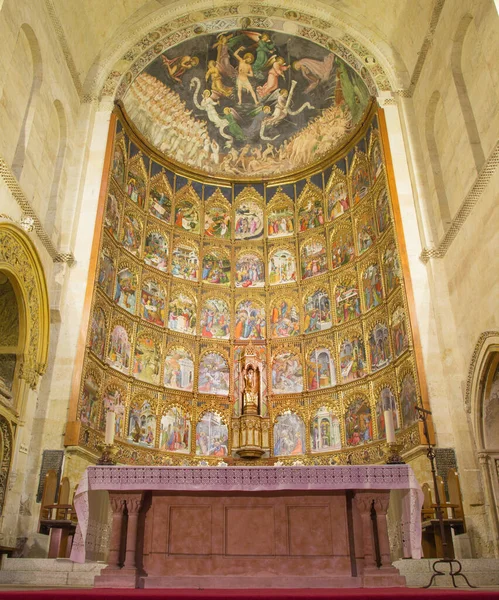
[105,411,116,445]
[384,409,396,443]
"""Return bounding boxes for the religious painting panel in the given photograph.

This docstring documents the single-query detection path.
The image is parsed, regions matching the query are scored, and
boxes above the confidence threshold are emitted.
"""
[198,352,230,396]
[235,251,264,288]
[133,330,161,385]
[362,263,383,311]
[159,406,191,453]
[235,199,264,240]
[144,229,169,272]
[200,297,230,339]
[267,195,294,238]
[306,346,336,390]
[201,249,231,286]
[375,386,400,440]
[168,289,197,335]
[311,406,341,452]
[375,186,391,235]
[303,287,332,334]
[327,169,350,221]
[104,193,121,241]
[383,242,401,295]
[148,171,172,224]
[106,321,132,374]
[114,264,138,314]
[234,298,266,340]
[368,322,391,372]
[271,351,303,394]
[369,134,383,182]
[339,332,367,382]
[350,155,370,204]
[100,383,127,438]
[97,246,116,299]
[140,278,166,327]
[121,208,143,257]
[335,276,361,324]
[174,189,200,233]
[391,306,409,358]
[126,156,147,208]
[164,346,194,391]
[355,208,376,255]
[79,369,101,428]
[89,306,107,360]
[273,411,306,457]
[204,195,231,239]
[268,247,297,285]
[112,138,126,188]
[330,221,355,269]
[300,236,327,280]
[270,295,300,338]
[345,397,373,446]
[196,412,229,457]
[128,398,157,447]
[298,184,325,232]
[400,372,418,428]
[171,239,199,281]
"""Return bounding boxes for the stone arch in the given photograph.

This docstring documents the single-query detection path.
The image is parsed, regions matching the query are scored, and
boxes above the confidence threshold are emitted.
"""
[11,24,43,180]
[451,14,485,173]
[425,90,451,229]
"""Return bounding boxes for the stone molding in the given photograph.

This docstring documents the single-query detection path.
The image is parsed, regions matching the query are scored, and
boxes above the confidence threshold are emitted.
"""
[464,330,499,414]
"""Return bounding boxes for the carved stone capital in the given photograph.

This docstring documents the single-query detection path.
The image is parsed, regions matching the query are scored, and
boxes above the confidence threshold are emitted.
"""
[354,493,374,514]
[372,492,390,514]
[109,495,126,514]
[478,452,491,465]
[126,494,143,515]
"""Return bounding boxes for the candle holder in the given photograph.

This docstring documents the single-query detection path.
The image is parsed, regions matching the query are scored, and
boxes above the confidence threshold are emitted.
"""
[385,442,405,464]
[97,443,118,466]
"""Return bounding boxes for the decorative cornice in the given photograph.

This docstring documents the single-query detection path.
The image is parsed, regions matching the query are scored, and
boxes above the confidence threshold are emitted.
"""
[44,0,83,97]
[396,0,446,98]
[420,141,499,263]
[0,156,75,266]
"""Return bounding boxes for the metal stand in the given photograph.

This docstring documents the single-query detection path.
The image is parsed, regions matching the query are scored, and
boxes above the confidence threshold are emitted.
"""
[415,400,475,589]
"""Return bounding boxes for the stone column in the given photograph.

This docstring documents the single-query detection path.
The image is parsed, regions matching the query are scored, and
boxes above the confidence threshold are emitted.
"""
[107,494,126,569]
[123,493,144,570]
[354,493,376,571]
[373,492,392,568]
[478,453,499,557]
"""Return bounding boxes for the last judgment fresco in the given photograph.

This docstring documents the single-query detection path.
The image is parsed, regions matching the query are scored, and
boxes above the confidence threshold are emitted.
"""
[77,87,423,466]
[124,30,370,179]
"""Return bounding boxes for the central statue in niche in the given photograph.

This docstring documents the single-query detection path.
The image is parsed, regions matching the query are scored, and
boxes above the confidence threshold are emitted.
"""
[243,364,260,414]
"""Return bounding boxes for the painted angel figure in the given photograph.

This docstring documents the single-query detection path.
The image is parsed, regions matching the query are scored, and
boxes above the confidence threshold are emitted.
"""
[190,78,234,141]
[260,81,315,140]
[292,53,335,93]
[161,54,199,84]
[205,60,233,97]
[257,56,289,98]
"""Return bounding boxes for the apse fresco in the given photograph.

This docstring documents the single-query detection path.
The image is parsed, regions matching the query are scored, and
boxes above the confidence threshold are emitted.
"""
[78,105,424,465]
[124,30,370,179]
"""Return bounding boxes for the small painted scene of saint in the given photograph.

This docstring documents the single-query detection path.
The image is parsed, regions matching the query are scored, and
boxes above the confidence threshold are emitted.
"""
[200,298,230,339]
[270,298,299,338]
[363,264,383,310]
[273,411,306,456]
[269,249,296,285]
[126,167,146,208]
[383,244,401,293]
[160,408,191,453]
[104,193,120,240]
[392,306,409,357]
[112,144,125,187]
[345,398,372,446]
[335,282,361,324]
[174,200,200,233]
[311,407,341,453]
[124,29,370,179]
[133,336,160,385]
[376,387,399,439]
[144,231,169,272]
[79,375,99,427]
[300,239,327,280]
[303,288,331,334]
[267,205,294,237]
[234,299,266,340]
[171,243,199,281]
[272,352,303,394]
[98,250,115,298]
[196,412,229,456]
[400,373,418,428]
[331,228,355,269]
[89,308,106,359]
[351,162,370,204]
[357,212,376,255]
[114,268,137,314]
[369,323,391,372]
[168,293,196,335]
[307,348,336,390]
[340,336,367,382]
[376,188,391,234]
[148,182,172,224]
[235,201,264,240]
[140,280,166,326]
[202,252,231,285]
[328,180,349,220]
[106,325,131,374]
[164,348,194,391]
[298,195,325,232]
[235,253,264,287]
[198,352,230,395]
[204,204,231,238]
[128,401,156,447]
[121,212,142,257]
[371,139,383,181]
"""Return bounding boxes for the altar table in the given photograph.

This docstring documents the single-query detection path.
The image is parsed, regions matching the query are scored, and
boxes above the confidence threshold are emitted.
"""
[71,465,423,589]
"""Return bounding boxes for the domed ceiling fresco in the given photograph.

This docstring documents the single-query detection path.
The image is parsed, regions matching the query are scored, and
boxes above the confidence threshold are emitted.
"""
[123,29,371,179]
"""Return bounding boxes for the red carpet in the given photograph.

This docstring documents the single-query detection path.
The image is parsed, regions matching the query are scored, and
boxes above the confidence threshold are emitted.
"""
[0,590,498,600]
